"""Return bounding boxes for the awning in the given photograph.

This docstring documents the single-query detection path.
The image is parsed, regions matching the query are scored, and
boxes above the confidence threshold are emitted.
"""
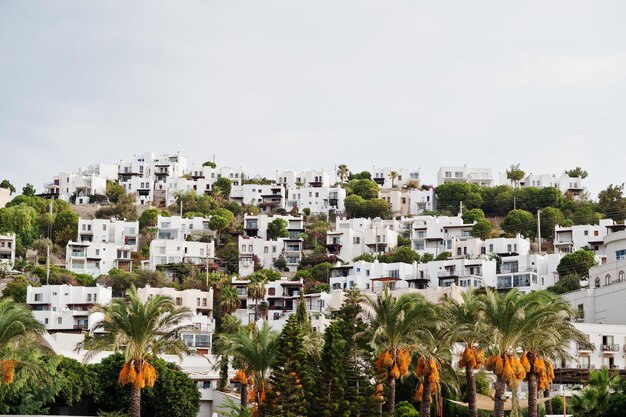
[446,393,550,411]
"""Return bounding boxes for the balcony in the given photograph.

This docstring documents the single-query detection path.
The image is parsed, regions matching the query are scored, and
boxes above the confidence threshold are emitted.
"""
[577,342,595,352]
[602,344,620,352]
[73,324,89,331]
[437,270,459,279]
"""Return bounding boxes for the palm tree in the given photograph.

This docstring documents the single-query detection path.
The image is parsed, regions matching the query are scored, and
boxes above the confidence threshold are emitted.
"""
[442,289,487,417]
[482,289,539,417]
[0,298,48,384]
[247,278,267,322]
[367,289,429,416]
[220,285,242,315]
[571,368,622,417]
[337,164,350,183]
[76,286,194,417]
[388,171,399,188]
[520,291,586,417]
[223,322,278,414]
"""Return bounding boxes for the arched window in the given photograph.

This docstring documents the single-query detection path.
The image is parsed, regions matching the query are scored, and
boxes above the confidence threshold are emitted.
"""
[595,277,601,288]
[619,270,625,282]
[605,274,612,286]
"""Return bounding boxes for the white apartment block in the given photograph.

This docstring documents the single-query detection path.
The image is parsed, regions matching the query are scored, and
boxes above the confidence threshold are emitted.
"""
[231,277,335,332]
[437,166,494,187]
[562,323,626,371]
[149,239,215,272]
[0,187,11,208]
[483,235,531,256]
[493,252,561,293]
[371,167,420,189]
[409,215,475,257]
[286,186,346,214]
[136,286,214,353]
[161,165,244,206]
[499,172,586,195]
[242,214,304,240]
[77,218,139,249]
[330,259,492,292]
[43,169,110,204]
[378,189,436,216]
[325,217,400,262]
[238,236,303,277]
[229,184,286,212]
[155,215,213,240]
[554,219,613,261]
[277,170,331,188]
[26,284,112,332]
[188,165,243,187]
[0,234,16,269]
[66,241,134,276]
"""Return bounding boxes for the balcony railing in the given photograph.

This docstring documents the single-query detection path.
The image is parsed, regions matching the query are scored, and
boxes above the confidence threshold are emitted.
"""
[577,342,595,351]
[602,344,620,352]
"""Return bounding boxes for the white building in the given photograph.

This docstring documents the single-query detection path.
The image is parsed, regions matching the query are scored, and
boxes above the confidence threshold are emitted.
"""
[371,167,420,189]
[66,241,135,276]
[277,169,331,189]
[378,188,436,216]
[493,252,561,292]
[155,215,213,240]
[238,236,303,277]
[554,219,613,260]
[562,322,626,370]
[409,215,475,257]
[43,168,111,204]
[0,187,11,208]
[437,166,494,187]
[325,217,400,262]
[149,239,215,272]
[26,284,112,332]
[286,186,346,214]
[242,214,304,240]
[229,184,286,212]
[136,286,215,353]
[499,172,586,196]
[77,218,139,249]
[0,233,16,269]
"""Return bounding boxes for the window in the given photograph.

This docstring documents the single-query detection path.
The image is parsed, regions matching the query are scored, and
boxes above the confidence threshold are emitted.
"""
[594,230,599,236]
[353,237,360,244]
[87,294,92,302]
[268,288,275,296]
[176,297,182,305]
[619,270,625,282]
[202,298,207,307]
[414,241,425,250]
[57,317,62,325]
[197,298,201,306]
[616,250,626,260]
[248,245,253,252]
[605,274,612,286]
[584,230,588,236]
[44,318,48,325]
[264,247,269,253]
[241,245,246,251]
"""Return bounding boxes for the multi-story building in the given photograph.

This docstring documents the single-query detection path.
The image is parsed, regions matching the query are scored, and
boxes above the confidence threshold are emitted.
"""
[285,186,346,214]
[561,322,626,371]
[155,215,213,240]
[229,184,286,212]
[0,233,16,269]
[136,286,214,353]
[238,235,303,276]
[149,239,215,272]
[499,172,586,196]
[0,187,11,208]
[554,219,613,260]
[562,225,626,325]
[242,214,304,240]
[325,217,400,262]
[277,170,331,189]
[409,215,475,257]
[437,166,494,187]
[378,188,436,216]
[43,168,112,204]
[26,284,112,332]
[371,167,420,189]
[67,218,139,276]
[493,253,561,293]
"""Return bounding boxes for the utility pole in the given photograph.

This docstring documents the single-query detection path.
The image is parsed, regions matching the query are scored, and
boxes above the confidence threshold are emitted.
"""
[205,243,210,289]
[537,209,542,255]
[459,201,463,216]
[513,194,516,210]
[47,200,52,285]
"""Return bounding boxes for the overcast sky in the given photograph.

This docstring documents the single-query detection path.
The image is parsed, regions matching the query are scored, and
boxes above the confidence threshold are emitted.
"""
[1,1,625,198]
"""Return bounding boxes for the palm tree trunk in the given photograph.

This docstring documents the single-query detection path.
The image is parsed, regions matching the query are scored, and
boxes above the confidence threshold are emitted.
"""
[465,364,477,417]
[130,384,141,417]
[494,376,506,417]
[386,377,396,416]
[544,389,552,414]
[241,383,248,407]
[420,380,432,417]
[527,372,538,417]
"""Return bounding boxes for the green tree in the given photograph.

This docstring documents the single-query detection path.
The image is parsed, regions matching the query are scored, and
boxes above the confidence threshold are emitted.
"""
[571,369,622,417]
[461,208,485,223]
[224,323,278,412]
[538,187,563,209]
[538,207,565,240]
[95,193,138,221]
[219,286,241,315]
[565,166,588,179]
[348,179,380,200]
[394,401,419,417]
[209,215,230,248]
[212,177,232,200]
[0,275,32,303]
[54,356,99,408]
[265,315,310,416]
[138,208,160,231]
[0,298,48,387]
[598,184,626,223]
[572,205,601,225]
[314,320,349,416]
[53,209,79,247]
[106,181,126,204]
[435,183,483,215]
[267,218,288,240]
[547,273,582,294]
[217,242,239,274]
[348,171,372,181]
[76,286,194,417]
[0,180,15,195]
[21,183,36,197]
[501,209,535,237]
[202,161,217,168]
[472,219,493,239]
[248,277,268,322]
[389,171,399,188]
[556,249,595,279]
[337,164,350,183]
[0,203,39,255]
[506,163,525,188]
